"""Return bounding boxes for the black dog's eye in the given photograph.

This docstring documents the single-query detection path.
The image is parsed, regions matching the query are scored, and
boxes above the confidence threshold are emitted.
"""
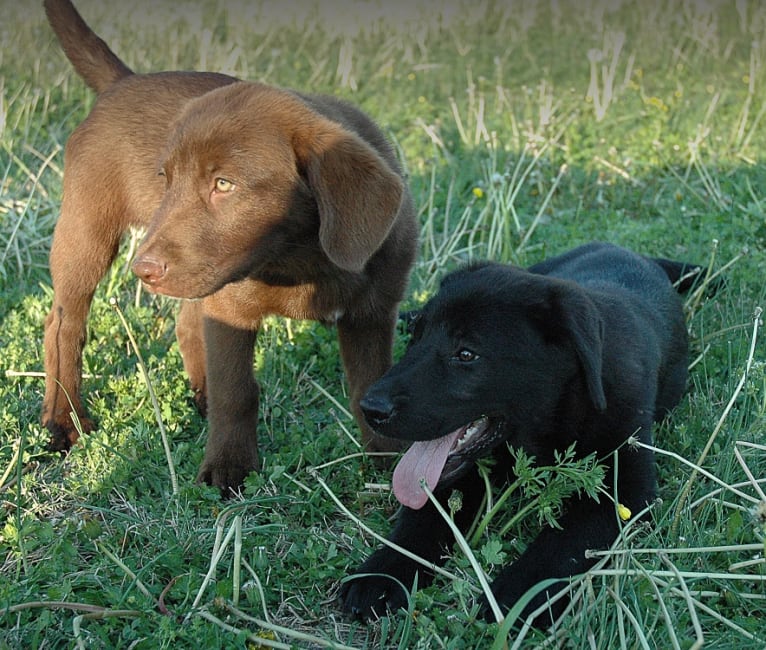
[454,348,478,363]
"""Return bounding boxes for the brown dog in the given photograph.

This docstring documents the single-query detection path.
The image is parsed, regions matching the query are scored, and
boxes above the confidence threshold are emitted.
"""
[42,0,417,493]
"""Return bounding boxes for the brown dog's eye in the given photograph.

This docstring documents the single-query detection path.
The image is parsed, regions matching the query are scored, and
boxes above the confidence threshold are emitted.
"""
[455,348,478,363]
[214,178,235,193]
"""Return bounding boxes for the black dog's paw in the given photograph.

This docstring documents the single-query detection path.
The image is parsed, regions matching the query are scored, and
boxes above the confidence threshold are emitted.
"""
[478,570,566,629]
[340,549,426,619]
[340,573,409,619]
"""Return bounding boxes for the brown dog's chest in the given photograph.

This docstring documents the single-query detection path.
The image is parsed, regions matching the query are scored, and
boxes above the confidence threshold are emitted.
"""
[202,276,356,329]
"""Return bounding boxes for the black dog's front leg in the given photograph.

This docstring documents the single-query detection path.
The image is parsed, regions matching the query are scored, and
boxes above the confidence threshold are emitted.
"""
[341,469,484,618]
[486,495,620,627]
[488,437,658,627]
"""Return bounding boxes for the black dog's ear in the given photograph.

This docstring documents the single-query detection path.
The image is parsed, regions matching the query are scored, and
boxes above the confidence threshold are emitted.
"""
[549,284,607,411]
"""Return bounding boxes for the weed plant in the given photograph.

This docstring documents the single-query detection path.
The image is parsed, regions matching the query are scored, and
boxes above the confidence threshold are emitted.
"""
[1,1,765,647]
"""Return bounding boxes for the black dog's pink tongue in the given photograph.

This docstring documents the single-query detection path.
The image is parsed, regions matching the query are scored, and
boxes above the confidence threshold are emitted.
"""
[392,431,461,509]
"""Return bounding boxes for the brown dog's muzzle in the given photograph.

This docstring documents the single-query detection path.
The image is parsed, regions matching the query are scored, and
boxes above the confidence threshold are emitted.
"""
[132,256,167,287]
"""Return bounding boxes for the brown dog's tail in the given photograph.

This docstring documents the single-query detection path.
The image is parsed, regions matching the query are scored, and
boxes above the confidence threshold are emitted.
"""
[44,0,133,93]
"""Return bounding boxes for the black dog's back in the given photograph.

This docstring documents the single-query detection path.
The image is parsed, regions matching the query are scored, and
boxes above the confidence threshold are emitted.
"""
[531,242,691,421]
[529,241,703,296]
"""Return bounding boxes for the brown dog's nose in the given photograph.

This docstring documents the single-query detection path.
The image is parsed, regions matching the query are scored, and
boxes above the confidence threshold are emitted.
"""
[132,256,167,285]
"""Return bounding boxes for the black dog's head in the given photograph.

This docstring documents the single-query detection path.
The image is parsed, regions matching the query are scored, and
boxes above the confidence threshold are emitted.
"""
[360,262,607,509]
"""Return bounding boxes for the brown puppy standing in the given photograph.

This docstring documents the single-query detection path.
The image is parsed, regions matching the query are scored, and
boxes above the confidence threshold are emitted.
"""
[41,0,417,493]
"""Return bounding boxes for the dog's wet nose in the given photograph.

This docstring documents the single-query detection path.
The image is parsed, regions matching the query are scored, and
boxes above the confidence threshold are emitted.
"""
[132,256,167,285]
[360,394,395,427]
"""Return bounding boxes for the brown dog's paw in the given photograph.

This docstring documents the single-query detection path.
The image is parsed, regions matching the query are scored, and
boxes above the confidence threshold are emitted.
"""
[196,459,257,497]
[44,415,96,453]
[46,428,75,453]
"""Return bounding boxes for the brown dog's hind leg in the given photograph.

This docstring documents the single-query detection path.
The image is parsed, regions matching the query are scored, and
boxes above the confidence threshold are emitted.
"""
[42,202,123,451]
[176,301,208,416]
[337,312,405,459]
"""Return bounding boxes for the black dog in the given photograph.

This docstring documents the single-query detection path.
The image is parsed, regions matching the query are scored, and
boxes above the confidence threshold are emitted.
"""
[341,242,702,626]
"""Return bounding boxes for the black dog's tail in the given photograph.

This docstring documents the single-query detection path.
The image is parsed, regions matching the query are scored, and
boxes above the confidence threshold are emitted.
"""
[651,257,713,294]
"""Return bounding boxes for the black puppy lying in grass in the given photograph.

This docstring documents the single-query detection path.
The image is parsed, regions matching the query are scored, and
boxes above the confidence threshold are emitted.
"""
[341,242,705,627]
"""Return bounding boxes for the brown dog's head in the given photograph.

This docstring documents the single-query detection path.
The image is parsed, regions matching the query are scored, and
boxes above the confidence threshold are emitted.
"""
[132,82,404,298]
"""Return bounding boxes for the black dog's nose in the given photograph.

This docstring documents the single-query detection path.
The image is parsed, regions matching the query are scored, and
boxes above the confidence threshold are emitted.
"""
[360,394,396,427]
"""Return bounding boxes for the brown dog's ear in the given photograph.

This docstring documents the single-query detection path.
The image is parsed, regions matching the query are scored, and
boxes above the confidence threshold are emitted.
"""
[299,125,404,273]
[552,284,607,411]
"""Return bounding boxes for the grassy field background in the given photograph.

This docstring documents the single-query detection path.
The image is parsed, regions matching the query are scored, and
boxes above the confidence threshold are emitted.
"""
[1,0,765,647]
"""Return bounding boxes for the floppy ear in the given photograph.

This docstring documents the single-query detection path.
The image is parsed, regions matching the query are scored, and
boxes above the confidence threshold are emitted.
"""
[552,284,607,411]
[299,124,404,273]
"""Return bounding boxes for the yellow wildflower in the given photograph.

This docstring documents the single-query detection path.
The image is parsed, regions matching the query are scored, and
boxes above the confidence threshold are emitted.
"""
[618,503,632,521]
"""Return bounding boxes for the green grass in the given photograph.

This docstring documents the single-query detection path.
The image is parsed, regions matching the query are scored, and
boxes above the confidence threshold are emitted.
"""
[1,0,765,647]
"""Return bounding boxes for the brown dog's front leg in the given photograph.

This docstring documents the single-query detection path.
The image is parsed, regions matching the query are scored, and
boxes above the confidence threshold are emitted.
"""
[176,301,208,416]
[196,317,260,495]
[42,201,125,450]
[337,312,404,457]
[42,301,96,450]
